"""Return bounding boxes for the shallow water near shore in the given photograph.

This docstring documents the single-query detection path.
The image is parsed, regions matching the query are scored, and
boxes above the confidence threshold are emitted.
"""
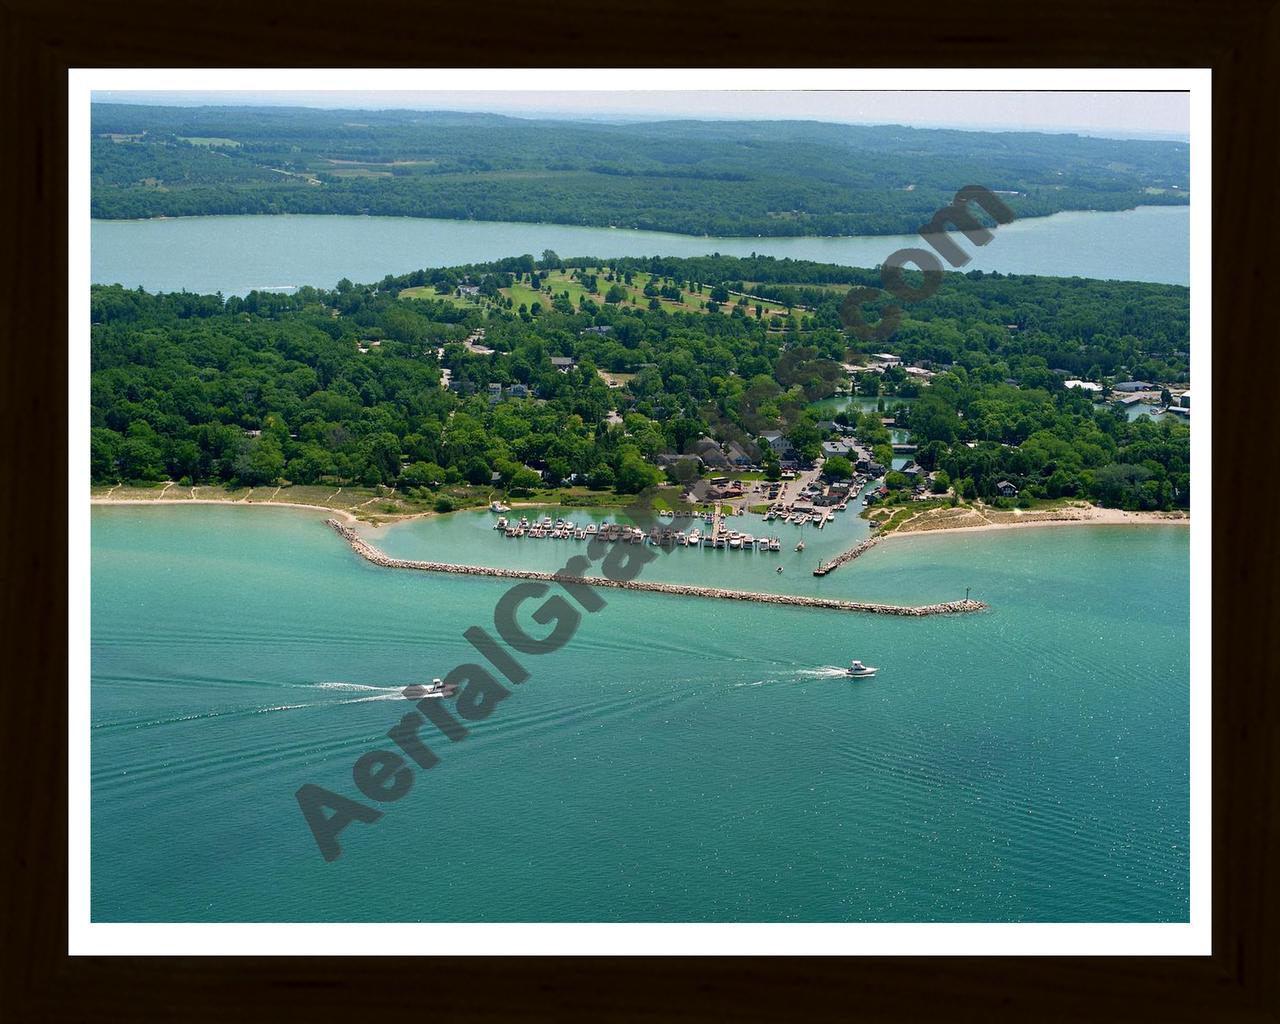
[91,504,1190,922]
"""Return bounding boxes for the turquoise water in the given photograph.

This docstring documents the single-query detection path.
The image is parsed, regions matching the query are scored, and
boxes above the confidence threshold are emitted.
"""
[91,505,1189,922]
[90,205,1189,295]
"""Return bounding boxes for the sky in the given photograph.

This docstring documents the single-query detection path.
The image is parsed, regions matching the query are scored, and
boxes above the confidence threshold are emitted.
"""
[93,90,1191,141]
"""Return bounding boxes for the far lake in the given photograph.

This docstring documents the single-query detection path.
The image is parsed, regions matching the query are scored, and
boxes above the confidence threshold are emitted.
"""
[91,205,1189,297]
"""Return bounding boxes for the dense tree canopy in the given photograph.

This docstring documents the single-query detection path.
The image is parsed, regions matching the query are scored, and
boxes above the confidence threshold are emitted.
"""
[90,253,1189,511]
[91,104,1189,238]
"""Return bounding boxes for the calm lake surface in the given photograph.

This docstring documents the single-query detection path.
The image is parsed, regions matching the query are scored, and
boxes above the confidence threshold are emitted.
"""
[90,205,1189,296]
[91,504,1190,922]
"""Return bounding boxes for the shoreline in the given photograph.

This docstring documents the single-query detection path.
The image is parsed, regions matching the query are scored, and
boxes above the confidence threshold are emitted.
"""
[881,504,1188,541]
[90,496,375,524]
[90,494,1190,538]
[92,202,1191,243]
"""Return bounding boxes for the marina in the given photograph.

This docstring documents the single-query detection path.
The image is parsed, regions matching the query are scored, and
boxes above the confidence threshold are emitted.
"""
[328,519,989,616]
[493,510,785,552]
[490,481,867,558]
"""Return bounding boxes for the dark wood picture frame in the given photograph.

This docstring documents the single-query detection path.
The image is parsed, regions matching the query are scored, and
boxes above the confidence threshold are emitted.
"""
[3,0,1276,1018]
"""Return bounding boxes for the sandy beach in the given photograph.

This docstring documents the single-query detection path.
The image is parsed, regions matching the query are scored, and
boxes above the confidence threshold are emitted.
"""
[91,491,1188,539]
[883,502,1189,540]
[90,495,375,524]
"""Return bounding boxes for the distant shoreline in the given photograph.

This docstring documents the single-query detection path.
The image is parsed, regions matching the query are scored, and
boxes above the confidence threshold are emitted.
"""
[90,201,1191,242]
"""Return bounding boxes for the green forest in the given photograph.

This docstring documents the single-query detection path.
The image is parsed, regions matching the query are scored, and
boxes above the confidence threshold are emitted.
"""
[90,253,1190,510]
[91,104,1189,238]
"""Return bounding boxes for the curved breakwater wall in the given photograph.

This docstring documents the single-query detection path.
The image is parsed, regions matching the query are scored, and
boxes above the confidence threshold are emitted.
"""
[327,520,988,617]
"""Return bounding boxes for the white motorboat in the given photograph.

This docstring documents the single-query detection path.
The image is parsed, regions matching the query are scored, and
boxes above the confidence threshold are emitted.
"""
[846,660,878,679]
[490,500,511,513]
[405,677,458,699]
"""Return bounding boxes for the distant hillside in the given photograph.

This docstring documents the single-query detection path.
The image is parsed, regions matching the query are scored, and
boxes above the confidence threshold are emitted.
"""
[90,104,1190,237]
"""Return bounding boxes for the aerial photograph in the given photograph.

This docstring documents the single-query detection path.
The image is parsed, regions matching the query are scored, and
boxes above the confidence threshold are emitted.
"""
[87,86,1193,927]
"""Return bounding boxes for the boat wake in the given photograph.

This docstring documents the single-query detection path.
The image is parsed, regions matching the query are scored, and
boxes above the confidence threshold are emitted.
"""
[795,666,855,679]
[733,666,850,688]
[336,693,405,704]
[251,681,414,712]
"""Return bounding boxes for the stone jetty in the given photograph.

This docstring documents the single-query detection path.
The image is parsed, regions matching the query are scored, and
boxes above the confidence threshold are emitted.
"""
[327,520,987,617]
[813,534,884,576]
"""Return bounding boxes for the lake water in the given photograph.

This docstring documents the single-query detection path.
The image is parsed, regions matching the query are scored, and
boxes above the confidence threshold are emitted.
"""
[91,504,1190,922]
[90,205,1189,296]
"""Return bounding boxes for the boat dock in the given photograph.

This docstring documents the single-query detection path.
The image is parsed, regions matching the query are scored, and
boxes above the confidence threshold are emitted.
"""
[327,520,988,617]
[494,511,784,552]
[813,535,884,576]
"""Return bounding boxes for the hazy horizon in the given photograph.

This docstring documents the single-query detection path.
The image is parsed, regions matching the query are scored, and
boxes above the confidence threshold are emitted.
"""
[91,90,1192,143]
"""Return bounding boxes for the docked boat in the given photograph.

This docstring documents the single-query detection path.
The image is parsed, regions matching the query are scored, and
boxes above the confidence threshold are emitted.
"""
[490,500,511,513]
[494,516,508,530]
[584,523,597,535]
[846,660,878,679]
[769,538,781,551]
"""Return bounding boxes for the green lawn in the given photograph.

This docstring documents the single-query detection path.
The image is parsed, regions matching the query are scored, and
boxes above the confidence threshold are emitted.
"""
[399,268,808,327]
[397,285,482,311]
[178,136,241,148]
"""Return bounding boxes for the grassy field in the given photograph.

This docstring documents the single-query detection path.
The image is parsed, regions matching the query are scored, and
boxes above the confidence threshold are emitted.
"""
[396,285,484,311]
[178,137,241,148]
[399,268,802,326]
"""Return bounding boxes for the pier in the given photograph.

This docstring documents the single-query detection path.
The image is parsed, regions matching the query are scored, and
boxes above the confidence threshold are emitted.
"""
[327,520,988,617]
[813,534,884,576]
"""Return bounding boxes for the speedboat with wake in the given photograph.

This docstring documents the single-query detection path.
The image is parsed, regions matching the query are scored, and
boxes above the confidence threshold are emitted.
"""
[402,677,459,699]
[846,660,878,679]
